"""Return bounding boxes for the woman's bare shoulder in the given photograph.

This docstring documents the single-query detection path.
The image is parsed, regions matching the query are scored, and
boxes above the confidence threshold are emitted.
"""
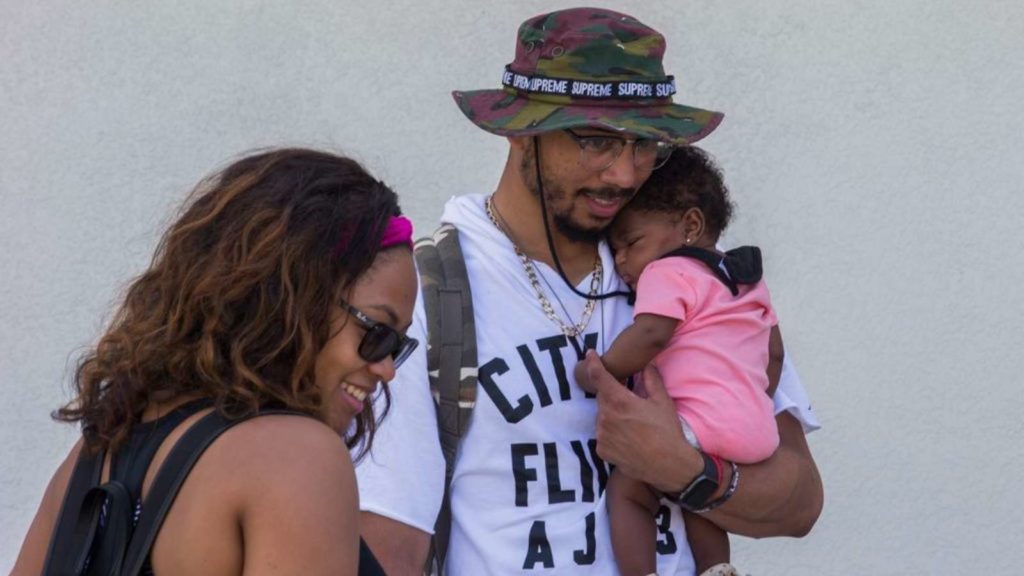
[201,414,356,495]
[186,414,360,573]
[217,413,349,457]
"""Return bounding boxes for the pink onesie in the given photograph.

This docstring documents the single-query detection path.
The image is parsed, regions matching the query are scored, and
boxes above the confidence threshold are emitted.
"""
[632,256,779,463]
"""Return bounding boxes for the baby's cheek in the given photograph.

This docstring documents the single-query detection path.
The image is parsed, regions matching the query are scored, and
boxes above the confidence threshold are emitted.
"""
[625,254,646,275]
[616,262,634,281]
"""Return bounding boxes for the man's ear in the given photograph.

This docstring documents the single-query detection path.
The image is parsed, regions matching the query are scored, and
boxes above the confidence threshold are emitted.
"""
[508,135,530,151]
[681,207,706,244]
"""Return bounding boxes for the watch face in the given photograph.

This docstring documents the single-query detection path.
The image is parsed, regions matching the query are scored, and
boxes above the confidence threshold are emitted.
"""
[677,452,720,511]
[680,477,718,510]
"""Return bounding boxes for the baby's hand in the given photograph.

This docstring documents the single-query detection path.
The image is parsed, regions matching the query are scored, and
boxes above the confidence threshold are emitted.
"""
[573,360,597,394]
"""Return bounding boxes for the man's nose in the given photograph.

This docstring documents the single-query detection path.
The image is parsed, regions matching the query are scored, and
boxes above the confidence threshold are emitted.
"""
[599,144,642,189]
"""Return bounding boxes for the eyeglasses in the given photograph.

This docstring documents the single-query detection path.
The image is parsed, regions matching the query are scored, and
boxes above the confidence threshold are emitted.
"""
[565,129,674,173]
[341,302,418,369]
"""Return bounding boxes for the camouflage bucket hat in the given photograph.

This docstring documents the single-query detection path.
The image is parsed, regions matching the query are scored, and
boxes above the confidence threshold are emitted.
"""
[453,7,724,146]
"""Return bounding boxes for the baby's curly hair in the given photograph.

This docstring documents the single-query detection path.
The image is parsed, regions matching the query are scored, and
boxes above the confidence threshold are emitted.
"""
[628,146,734,239]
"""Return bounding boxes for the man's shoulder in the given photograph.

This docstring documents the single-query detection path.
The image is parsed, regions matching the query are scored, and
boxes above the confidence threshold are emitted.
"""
[434,194,487,230]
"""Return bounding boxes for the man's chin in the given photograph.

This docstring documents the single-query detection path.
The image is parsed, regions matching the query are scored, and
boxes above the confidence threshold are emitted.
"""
[553,214,606,244]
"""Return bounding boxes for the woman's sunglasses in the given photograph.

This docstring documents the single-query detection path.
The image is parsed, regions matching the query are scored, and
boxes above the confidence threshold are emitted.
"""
[342,302,418,369]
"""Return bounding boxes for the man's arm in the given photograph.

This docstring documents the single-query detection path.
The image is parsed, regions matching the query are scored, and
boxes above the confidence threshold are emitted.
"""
[361,512,432,576]
[703,412,822,537]
[354,295,446,574]
[587,352,822,538]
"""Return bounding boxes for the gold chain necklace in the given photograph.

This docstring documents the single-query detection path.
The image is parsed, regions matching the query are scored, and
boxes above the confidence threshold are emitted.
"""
[485,195,601,339]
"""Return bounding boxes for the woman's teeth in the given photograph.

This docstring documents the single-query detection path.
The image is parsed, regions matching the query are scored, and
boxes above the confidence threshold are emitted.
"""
[343,384,367,402]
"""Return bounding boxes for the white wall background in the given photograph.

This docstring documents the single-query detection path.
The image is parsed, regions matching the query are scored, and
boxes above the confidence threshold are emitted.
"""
[2,1,1022,573]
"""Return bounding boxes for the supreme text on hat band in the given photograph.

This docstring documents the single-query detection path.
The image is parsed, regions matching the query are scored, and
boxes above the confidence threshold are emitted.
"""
[501,66,677,101]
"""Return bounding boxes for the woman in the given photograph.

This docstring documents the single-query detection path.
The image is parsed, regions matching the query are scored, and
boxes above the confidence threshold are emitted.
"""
[12,148,417,574]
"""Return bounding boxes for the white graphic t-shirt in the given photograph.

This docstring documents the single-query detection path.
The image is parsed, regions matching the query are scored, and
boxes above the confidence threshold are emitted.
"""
[356,194,820,575]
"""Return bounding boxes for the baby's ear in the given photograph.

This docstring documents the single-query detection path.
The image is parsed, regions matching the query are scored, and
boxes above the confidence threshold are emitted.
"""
[681,207,706,241]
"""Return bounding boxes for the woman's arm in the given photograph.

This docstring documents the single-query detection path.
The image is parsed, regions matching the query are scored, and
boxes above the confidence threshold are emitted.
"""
[11,441,83,575]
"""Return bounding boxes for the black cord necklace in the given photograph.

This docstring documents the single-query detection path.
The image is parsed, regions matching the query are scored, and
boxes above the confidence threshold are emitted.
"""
[533,136,632,302]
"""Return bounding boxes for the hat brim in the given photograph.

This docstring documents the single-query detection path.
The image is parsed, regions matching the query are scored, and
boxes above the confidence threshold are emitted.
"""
[452,89,723,146]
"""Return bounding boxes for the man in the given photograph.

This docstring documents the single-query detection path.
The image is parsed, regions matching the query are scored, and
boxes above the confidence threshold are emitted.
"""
[357,7,823,575]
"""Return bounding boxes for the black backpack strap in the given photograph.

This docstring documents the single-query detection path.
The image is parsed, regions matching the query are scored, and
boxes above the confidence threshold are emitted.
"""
[81,480,134,575]
[42,401,215,576]
[111,397,214,511]
[120,408,307,575]
[659,245,764,296]
[42,442,105,575]
[41,459,135,576]
[415,223,478,575]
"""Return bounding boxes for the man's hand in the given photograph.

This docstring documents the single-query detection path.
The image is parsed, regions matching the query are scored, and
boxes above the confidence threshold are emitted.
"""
[586,350,703,493]
[573,359,597,394]
[585,348,823,539]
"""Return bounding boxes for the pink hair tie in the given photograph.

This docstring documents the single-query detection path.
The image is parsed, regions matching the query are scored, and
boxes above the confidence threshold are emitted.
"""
[379,215,414,250]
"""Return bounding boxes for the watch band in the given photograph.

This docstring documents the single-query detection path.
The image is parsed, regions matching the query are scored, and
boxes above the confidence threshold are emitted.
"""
[694,460,739,514]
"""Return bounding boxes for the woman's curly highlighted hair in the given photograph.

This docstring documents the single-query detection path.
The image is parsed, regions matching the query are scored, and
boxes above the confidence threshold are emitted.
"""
[55,148,403,459]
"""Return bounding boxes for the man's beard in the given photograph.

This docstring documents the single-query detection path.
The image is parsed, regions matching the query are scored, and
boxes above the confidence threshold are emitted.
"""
[552,197,613,244]
[522,141,633,245]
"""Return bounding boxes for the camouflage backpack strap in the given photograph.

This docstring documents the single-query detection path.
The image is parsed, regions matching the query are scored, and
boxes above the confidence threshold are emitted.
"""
[414,223,477,575]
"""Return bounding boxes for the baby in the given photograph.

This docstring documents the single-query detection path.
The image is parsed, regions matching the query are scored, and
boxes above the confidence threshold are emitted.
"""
[575,146,783,576]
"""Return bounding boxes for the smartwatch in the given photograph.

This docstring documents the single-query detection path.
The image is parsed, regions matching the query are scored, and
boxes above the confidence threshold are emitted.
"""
[673,451,720,512]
